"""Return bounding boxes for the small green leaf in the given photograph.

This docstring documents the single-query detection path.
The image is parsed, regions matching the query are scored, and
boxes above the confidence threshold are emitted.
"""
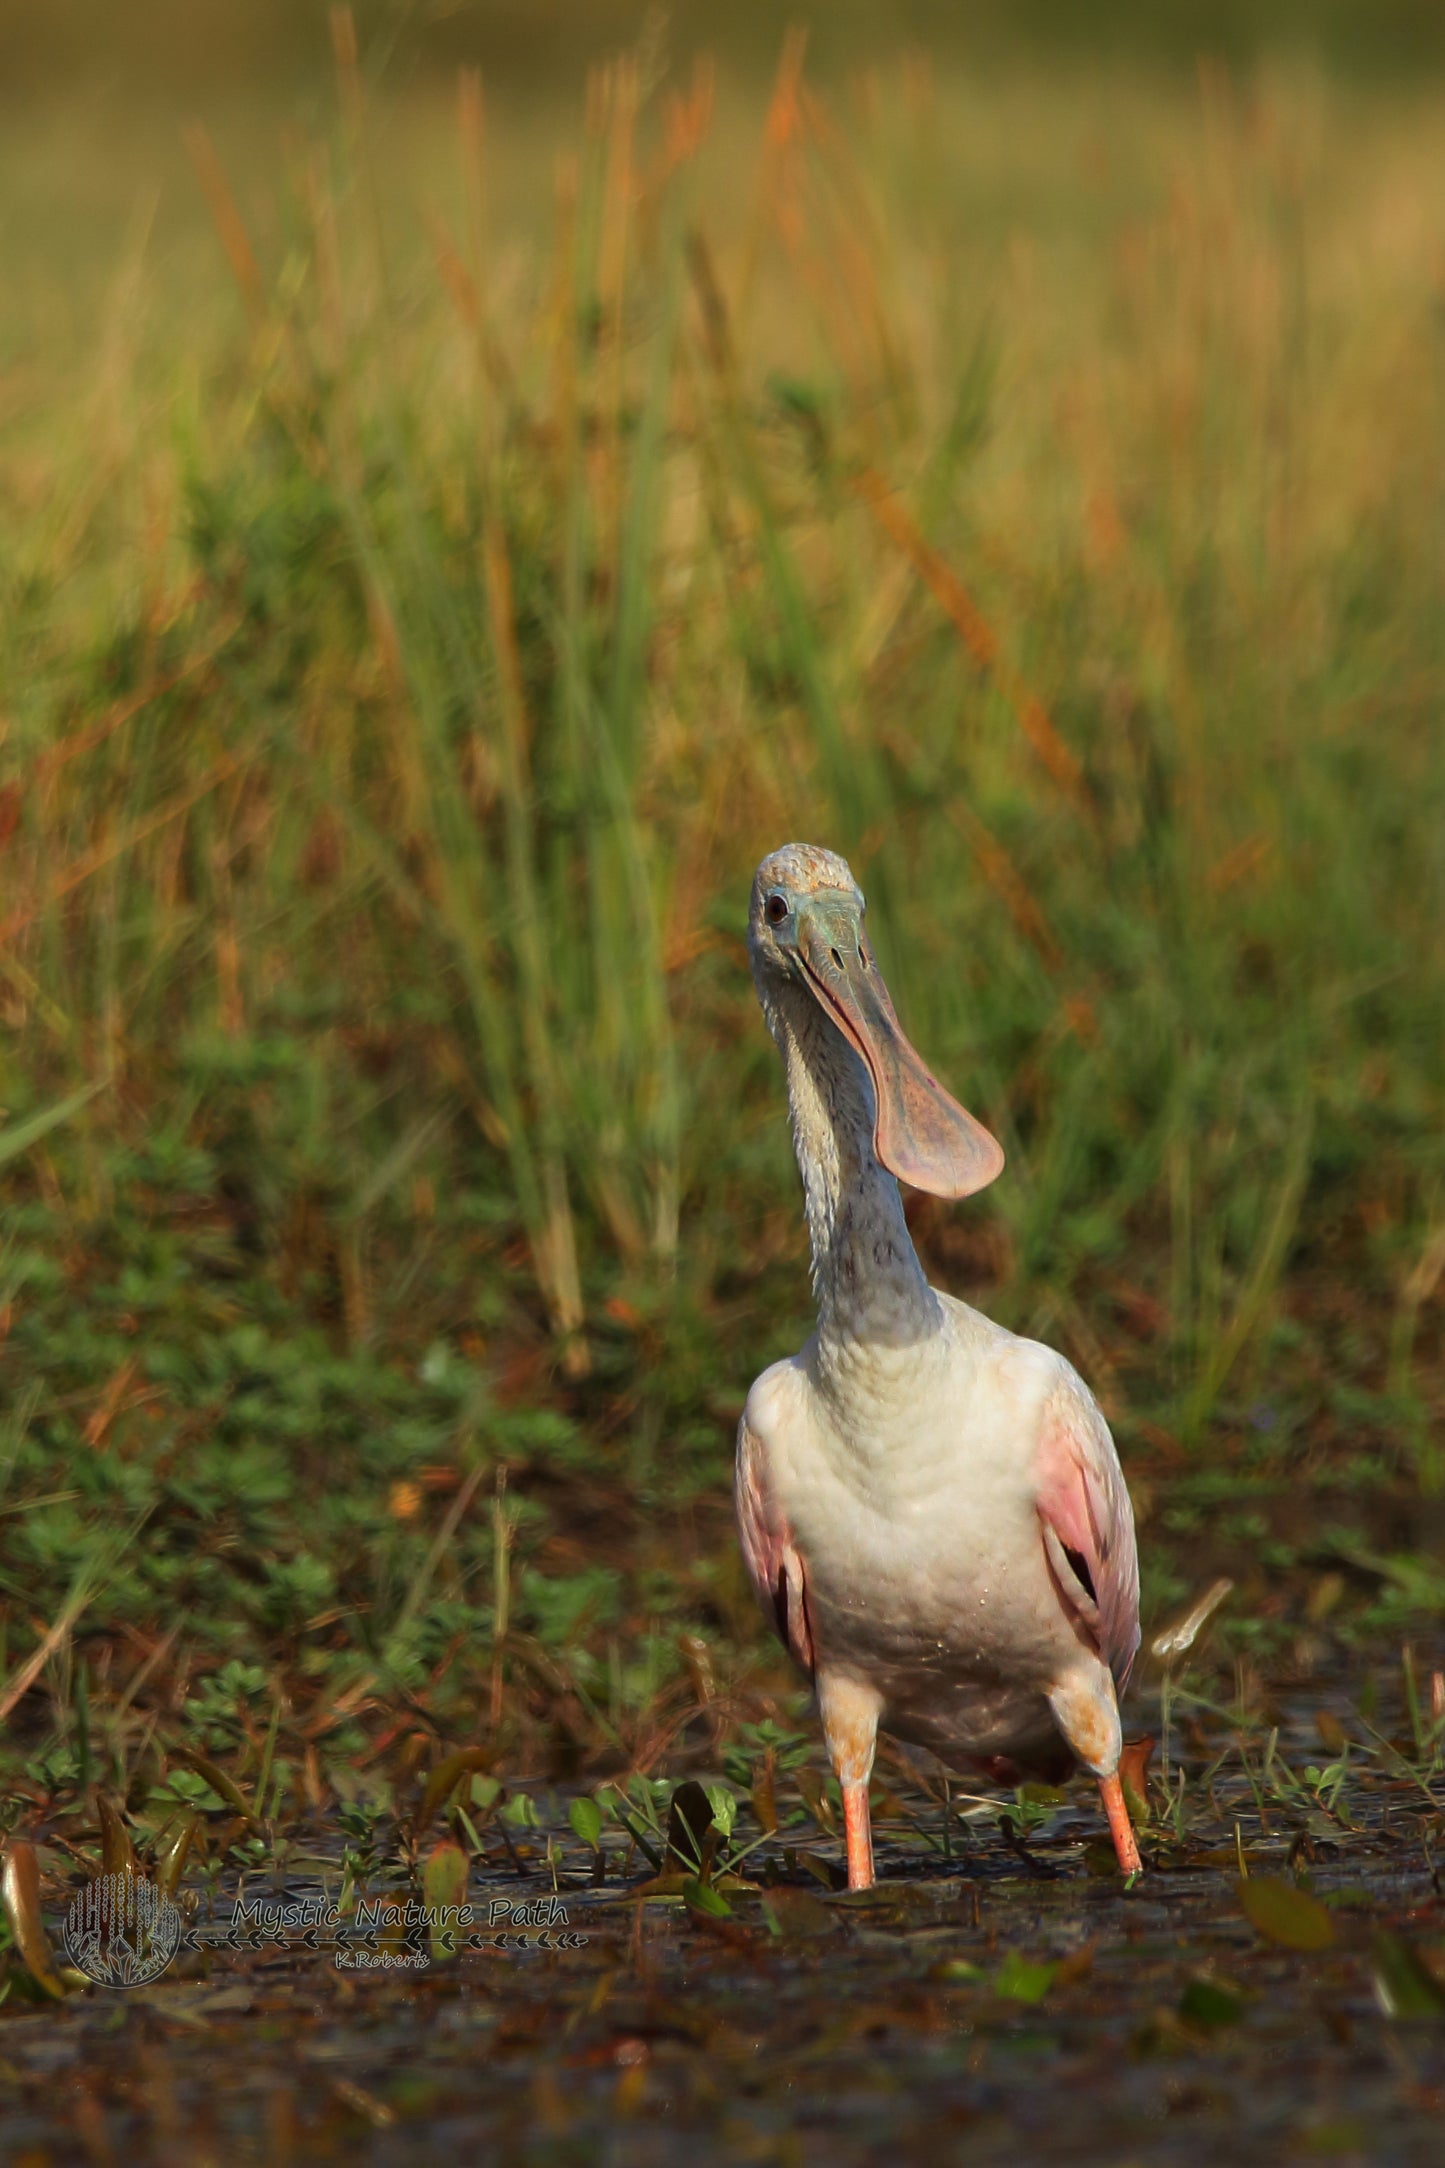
[569,1796,603,1850]
[1371,1933,1445,2020]
[682,1876,733,1920]
[993,1953,1057,2004]
[416,1749,489,1834]
[1017,1782,1067,1807]
[499,1790,540,1830]
[172,1750,256,1824]
[704,1785,736,1840]
[1179,1976,1244,2031]
[156,1769,226,1815]
[1237,1875,1335,1951]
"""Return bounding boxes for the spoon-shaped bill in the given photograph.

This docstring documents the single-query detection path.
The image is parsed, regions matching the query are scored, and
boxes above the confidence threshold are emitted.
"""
[796,911,1004,1200]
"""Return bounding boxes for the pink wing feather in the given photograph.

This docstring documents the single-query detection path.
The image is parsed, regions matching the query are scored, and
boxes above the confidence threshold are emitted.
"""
[1034,1376,1141,1691]
[735,1414,815,1677]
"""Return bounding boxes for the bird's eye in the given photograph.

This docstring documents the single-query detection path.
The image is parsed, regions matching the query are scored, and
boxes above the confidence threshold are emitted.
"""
[765,893,789,925]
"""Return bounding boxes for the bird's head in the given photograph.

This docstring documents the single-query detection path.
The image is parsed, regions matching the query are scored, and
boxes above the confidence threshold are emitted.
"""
[748,843,1004,1200]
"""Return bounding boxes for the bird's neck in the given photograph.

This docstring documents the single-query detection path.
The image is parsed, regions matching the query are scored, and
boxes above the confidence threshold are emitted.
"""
[763,981,943,1374]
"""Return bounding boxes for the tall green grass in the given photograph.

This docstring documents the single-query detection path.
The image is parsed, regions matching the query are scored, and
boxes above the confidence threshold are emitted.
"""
[2,43,1442,1494]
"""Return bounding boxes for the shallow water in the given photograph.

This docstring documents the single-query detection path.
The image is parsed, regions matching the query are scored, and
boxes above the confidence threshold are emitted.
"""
[4,1675,1442,2165]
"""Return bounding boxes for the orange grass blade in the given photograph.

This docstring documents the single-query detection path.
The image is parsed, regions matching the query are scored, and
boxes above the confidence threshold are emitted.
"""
[738,26,810,328]
[854,468,1094,819]
[183,124,264,325]
[1,738,264,949]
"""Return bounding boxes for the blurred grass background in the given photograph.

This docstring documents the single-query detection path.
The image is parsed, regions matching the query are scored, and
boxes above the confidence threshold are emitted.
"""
[7,0,1445,88]
[0,3,1442,1802]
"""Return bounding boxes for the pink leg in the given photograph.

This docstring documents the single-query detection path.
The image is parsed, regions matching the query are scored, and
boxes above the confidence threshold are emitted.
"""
[841,1780,874,1891]
[818,1673,882,1892]
[1099,1771,1142,1876]
[1048,1672,1140,1879]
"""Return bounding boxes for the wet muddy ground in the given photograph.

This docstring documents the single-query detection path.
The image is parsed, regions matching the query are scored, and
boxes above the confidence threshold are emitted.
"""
[3,1674,1443,2166]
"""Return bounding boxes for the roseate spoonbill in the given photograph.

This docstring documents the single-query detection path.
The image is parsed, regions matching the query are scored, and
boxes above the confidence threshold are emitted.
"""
[736,843,1142,1889]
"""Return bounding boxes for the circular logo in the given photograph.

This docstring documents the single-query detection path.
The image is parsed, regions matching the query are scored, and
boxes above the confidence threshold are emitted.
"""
[63,1872,182,1989]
